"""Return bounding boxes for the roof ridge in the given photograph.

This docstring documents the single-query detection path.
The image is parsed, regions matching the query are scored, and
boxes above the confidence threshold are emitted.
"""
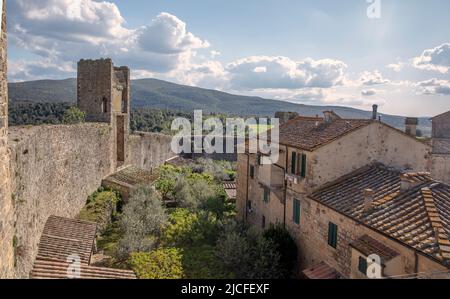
[421,187,450,260]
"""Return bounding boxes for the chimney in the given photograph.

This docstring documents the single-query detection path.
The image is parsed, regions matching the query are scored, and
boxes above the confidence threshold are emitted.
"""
[275,112,299,125]
[372,104,378,120]
[400,174,422,192]
[405,117,419,137]
[363,189,375,212]
[323,111,340,123]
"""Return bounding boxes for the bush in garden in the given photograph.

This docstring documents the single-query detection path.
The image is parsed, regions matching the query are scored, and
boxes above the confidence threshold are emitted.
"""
[163,209,220,247]
[116,185,168,259]
[130,249,184,279]
[215,222,283,279]
[263,224,298,279]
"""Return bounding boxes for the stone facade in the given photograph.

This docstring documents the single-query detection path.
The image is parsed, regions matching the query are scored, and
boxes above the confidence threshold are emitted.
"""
[9,124,114,278]
[0,0,14,279]
[431,112,450,184]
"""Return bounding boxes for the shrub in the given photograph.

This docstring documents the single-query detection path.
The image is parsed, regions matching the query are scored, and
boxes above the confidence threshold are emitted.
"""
[163,209,220,247]
[130,249,184,279]
[215,222,283,279]
[78,190,120,234]
[116,185,168,259]
[63,106,86,124]
[263,224,298,279]
[190,158,237,182]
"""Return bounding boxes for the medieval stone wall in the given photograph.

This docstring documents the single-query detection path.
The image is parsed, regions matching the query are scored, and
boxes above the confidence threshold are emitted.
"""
[128,132,175,172]
[0,0,15,279]
[8,123,114,278]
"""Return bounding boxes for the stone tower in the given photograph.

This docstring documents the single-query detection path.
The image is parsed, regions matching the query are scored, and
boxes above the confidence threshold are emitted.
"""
[431,111,450,184]
[0,0,14,278]
[77,59,131,167]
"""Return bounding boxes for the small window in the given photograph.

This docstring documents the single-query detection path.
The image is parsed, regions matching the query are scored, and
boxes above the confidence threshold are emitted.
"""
[328,222,338,248]
[263,187,270,203]
[358,256,368,275]
[102,97,108,113]
[250,165,255,179]
[293,198,301,225]
[262,216,266,229]
[291,152,297,174]
[247,200,252,211]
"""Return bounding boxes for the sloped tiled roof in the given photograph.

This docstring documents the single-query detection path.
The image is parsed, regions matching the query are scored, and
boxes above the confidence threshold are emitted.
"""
[223,181,237,199]
[277,116,373,151]
[32,216,137,279]
[31,260,136,279]
[104,166,158,187]
[350,235,400,264]
[310,163,450,265]
[35,216,97,265]
[302,262,343,279]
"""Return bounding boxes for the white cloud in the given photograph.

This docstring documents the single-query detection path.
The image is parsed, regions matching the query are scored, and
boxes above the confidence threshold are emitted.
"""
[226,56,347,90]
[9,59,76,82]
[412,43,450,73]
[359,70,390,86]
[361,89,377,96]
[138,12,209,54]
[386,62,405,72]
[413,79,450,96]
[9,1,212,81]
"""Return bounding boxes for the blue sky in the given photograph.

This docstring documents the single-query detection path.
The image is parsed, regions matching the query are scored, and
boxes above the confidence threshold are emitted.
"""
[7,0,450,116]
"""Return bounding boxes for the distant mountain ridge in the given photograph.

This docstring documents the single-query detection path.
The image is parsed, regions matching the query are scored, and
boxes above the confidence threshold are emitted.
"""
[8,78,432,135]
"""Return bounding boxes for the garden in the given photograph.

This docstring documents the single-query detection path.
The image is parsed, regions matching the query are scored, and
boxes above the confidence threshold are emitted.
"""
[78,159,297,279]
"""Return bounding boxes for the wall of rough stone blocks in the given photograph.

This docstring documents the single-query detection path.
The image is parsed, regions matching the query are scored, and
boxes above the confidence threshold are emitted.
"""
[128,132,176,172]
[0,0,15,279]
[8,123,114,278]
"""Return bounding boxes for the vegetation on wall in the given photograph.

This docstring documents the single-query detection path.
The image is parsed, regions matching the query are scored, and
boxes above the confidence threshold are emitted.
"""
[77,189,120,234]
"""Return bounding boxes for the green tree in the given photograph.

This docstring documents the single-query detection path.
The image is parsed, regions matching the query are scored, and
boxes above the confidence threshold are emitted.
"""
[263,224,298,279]
[116,185,168,259]
[130,249,184,279]
[62,106,86,124]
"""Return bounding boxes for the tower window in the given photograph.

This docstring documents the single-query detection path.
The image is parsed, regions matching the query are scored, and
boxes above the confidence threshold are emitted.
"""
[102,97,108,113]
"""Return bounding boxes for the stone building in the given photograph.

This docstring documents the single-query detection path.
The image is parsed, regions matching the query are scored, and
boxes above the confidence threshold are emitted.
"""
[431,112,450,185]
[236,108,450,278]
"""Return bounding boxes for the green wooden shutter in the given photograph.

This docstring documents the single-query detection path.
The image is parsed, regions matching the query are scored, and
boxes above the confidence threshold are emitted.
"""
[291,152,297,174]
[358,256,368,274]
[301,154,307,178]
[263,187,270,203]
[328,222,338,248]
[293,199,300,224]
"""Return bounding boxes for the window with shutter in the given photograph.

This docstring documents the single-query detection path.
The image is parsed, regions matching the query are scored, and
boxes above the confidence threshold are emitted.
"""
[358,256,368,275]
[301,154,307,178]
[328,222,338,248]
[250,165,255,179]
[263,187,270,203]
[291,152,297,174]
[293,198,301,224]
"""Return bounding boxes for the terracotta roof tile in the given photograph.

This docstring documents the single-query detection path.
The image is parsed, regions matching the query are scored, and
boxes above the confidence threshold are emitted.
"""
[310,163,450,266]
[350,235,400,263]
[31,260,136,279]
[302,262,343,279]
[276,116,372,151]
[36,216,97,265]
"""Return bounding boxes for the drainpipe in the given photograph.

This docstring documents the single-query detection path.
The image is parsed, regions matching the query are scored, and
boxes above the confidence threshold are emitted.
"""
[414,250,419,275]
[283,146,288,228]
[245,153,250,222]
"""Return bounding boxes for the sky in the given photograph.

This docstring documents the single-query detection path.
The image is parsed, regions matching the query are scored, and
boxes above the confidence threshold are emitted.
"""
[7,0,450,116]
